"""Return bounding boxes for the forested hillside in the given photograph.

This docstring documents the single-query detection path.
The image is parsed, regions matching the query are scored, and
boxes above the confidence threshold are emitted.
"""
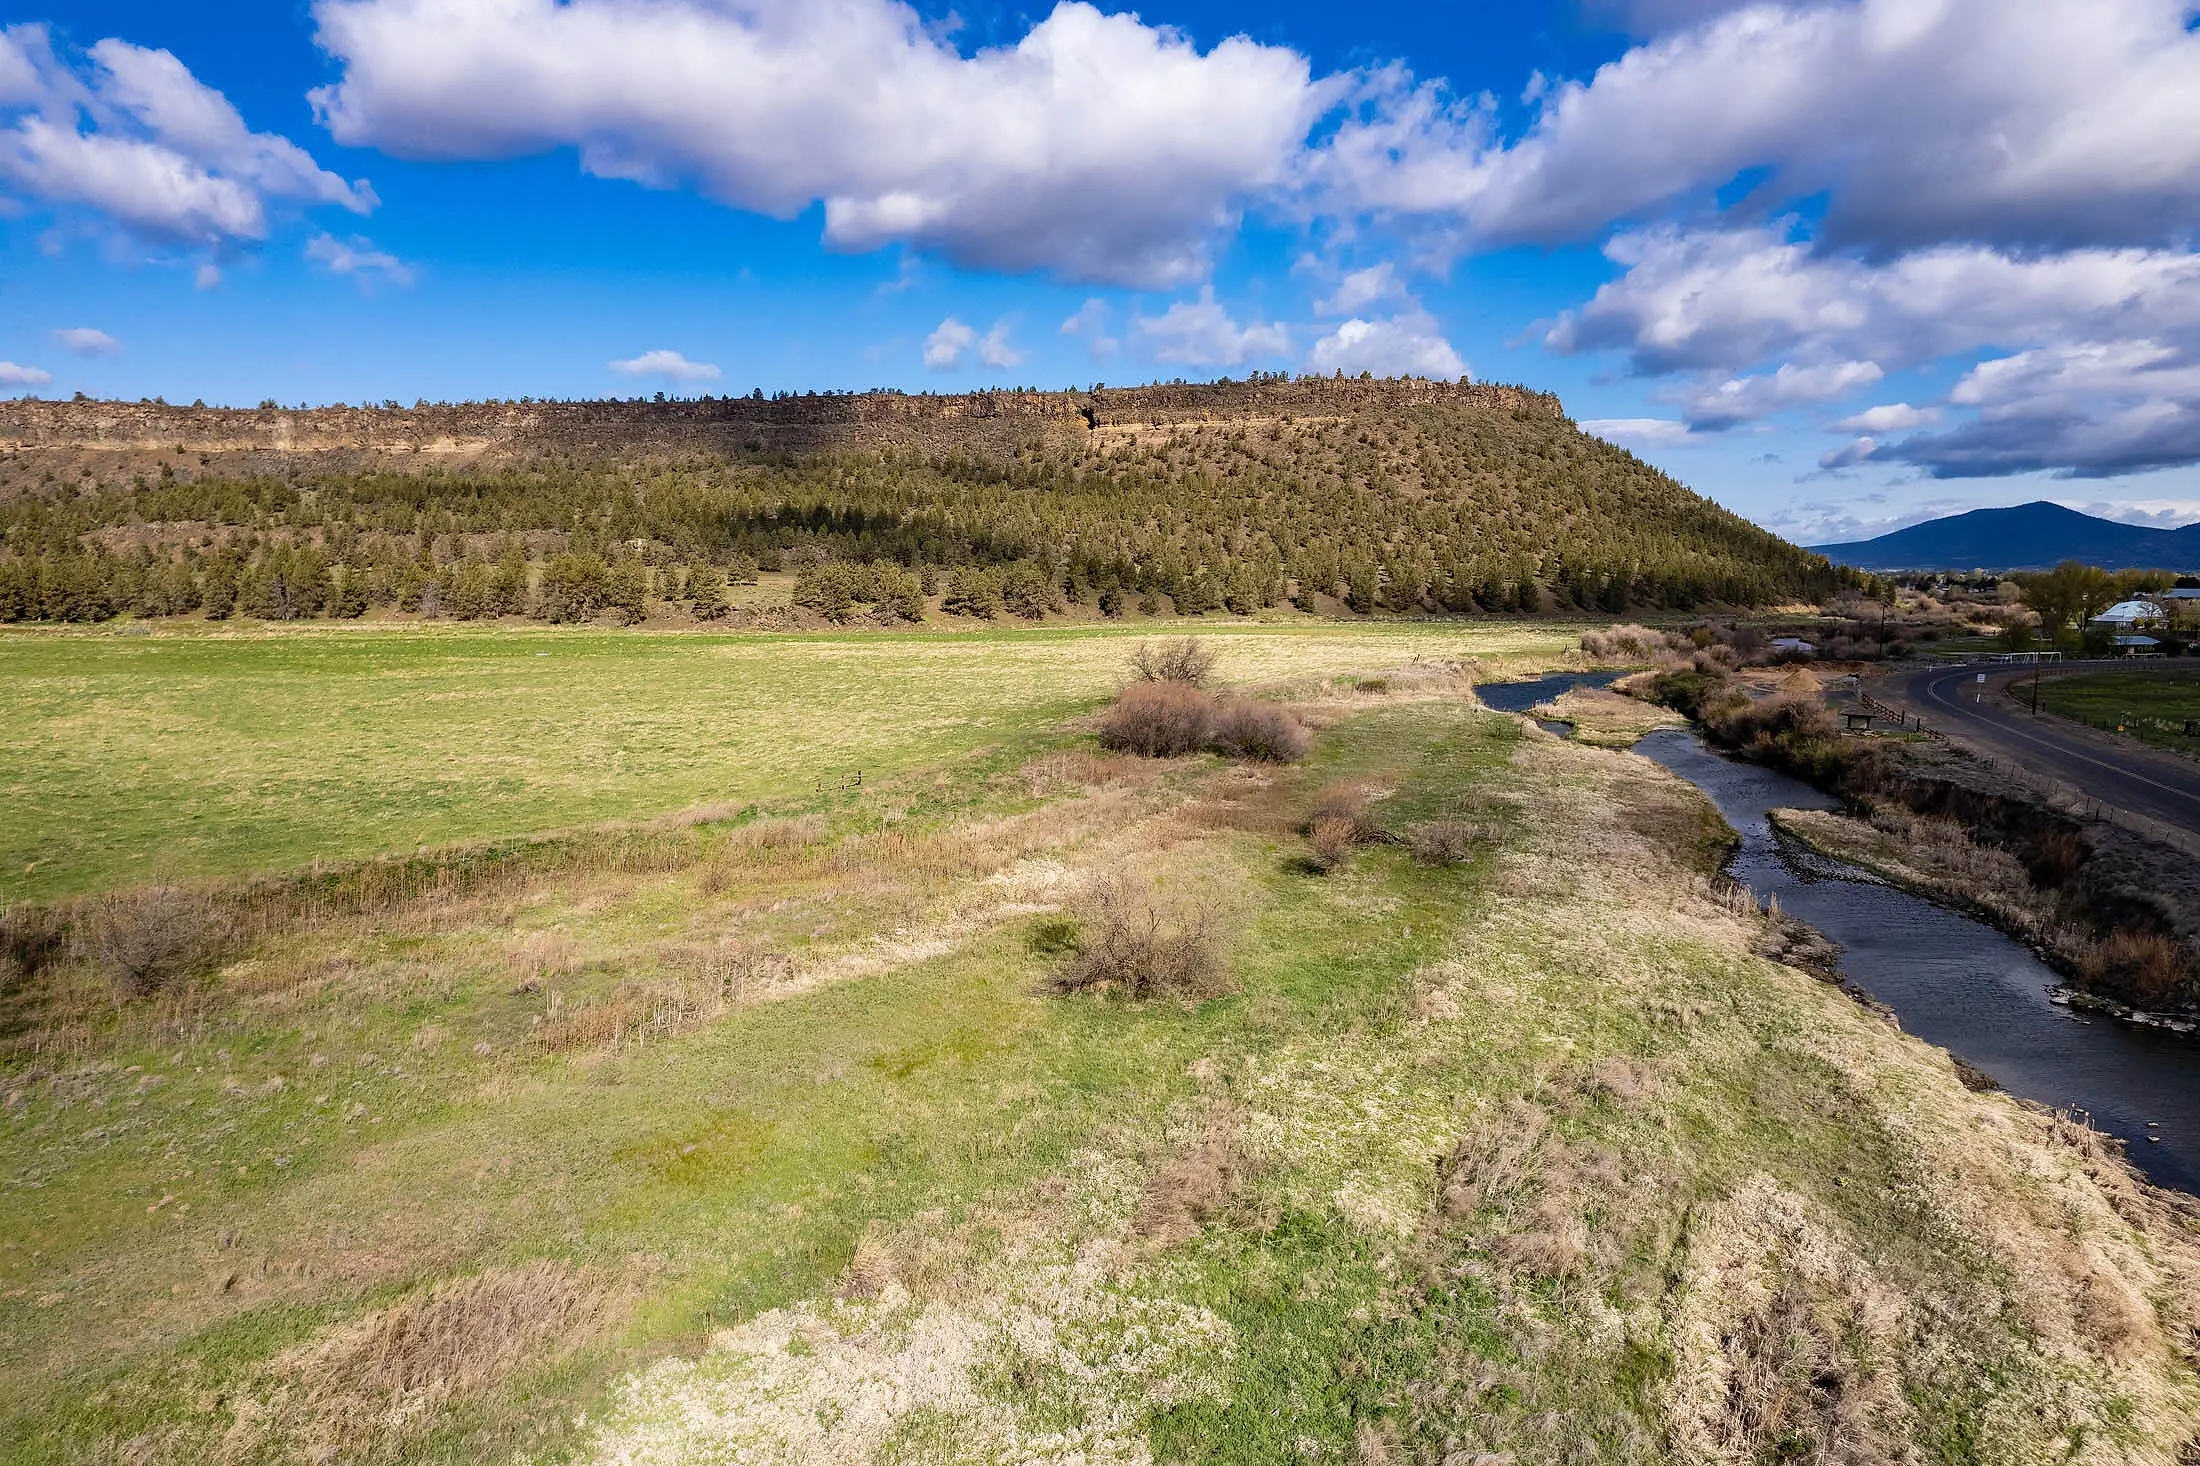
[0,379,1849,623]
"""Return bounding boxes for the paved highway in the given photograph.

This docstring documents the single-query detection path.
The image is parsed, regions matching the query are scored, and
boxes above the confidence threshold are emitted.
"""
[1881,661,2200,844]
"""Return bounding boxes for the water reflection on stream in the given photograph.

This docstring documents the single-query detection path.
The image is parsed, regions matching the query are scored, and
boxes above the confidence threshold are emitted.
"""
[1475,672,2200,1193]
[1638,729,2200,1195]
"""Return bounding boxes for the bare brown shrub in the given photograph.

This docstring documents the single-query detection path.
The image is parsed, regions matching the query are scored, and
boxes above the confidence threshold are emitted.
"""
[1706,691,1838,748]
[77,886,236,996]
[2078,930,2192,1010]
[1130,637,1218,688]
[1205,699,1310,762]
[1308,780,1378,834]
[1302,810,1355,867]
[1579,624,1671,662]
[2028,828,2087,887]
[0,904,64,984]
[1301,782,1382,873]
[1097,683,1310,763]
[1097,682,1218,757]
[1053,869,1227,999]
[1409,819,1490,866]
[1305,816,1360,873]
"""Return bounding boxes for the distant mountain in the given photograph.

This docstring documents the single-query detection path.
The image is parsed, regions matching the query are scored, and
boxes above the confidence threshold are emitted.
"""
[1810,501,2200,572]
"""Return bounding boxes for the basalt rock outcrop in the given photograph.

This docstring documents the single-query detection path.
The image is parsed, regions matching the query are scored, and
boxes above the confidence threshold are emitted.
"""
[0,378,1565,463]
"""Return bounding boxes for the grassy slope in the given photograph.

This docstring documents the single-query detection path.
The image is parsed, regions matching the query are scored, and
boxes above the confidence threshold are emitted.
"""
[4,653,2195,1464]
[2040,669,2200,759]
[0,621,1578,901]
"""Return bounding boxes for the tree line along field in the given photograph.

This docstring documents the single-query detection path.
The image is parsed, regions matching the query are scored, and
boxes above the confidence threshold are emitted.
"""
[3,646,2192,1465]
[0,393,1859,627]
[0,621,1582,902]
[2039,668,2200,757]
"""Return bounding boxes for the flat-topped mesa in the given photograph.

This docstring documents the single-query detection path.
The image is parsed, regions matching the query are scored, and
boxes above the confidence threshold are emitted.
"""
[0,377,1566,460]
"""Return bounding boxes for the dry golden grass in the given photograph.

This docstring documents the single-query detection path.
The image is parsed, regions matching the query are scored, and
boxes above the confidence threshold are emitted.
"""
[1524,685,1685,748]
[535,944,780,1053]
[245,1262,624,1460]
[504,927,579,987]
[2078,930,2193,1011]
[1134,1108,1245,1246]
[1412,731,2200,1462]
[1666,1178,1908,1465]
[1016,748,1156,796]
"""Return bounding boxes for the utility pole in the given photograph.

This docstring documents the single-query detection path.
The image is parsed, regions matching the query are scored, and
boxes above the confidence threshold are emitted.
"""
[2030,654,2041,716]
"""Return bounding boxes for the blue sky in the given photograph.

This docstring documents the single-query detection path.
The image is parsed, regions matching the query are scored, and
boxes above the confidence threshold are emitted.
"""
[5,0,2200,545]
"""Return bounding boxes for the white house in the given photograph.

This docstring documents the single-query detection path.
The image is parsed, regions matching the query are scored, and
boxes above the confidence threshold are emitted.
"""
[2092,599,2165,627]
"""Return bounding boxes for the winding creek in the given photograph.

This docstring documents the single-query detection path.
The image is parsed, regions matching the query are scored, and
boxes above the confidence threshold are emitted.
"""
[1479,673,2200,1194]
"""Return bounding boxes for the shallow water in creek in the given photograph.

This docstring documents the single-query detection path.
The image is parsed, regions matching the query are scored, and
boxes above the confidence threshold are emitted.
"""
[1475,671,2200,1192]
[1639,727,2200,1194]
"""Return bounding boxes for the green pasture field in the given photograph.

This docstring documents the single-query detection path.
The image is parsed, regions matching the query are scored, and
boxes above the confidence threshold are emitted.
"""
[2038,667,2200,757]
[1,684,2171,1464]
[0,620,1584,901]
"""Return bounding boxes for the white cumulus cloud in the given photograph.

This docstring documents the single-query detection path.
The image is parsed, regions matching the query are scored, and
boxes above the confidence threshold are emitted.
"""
[310,0,1331,288]
[1890,341,2200,480]
[1285,0,2200,484]
[1547,227,2200,376]
[1834,403,1939,434]
[923,318,1022,372]
[608,348,721,382]
[306,231,415,285]
[1548,225,2200,476]
[923,319,977,371]
[0,24,374,246]
[1581,417,1702,448]
[1684,360,1884,431]
[1313,261,1405,317]
[1817,436,1877,472]
[0,361,53,386]
[1316,0,2200,256]
[1131,288,1289,367]
[1306,310,1466,379]
[1060,299,1119,359]
[51,326,118,355]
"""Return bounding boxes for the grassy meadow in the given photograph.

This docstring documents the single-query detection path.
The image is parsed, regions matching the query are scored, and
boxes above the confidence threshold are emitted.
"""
[3,623,2197,1465]
[0,620,1582,902]
[2040,668,2200,758]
